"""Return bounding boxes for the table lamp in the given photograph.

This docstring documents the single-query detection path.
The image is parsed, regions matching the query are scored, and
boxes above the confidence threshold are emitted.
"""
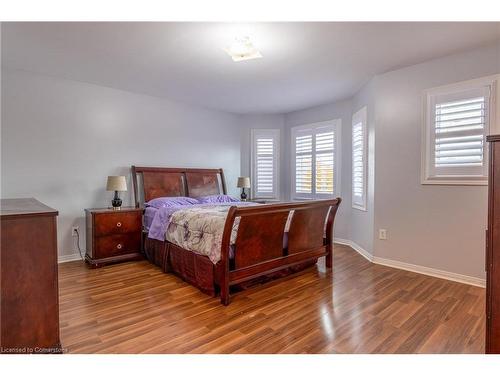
[237,177,251,201]
[106,176,127,210]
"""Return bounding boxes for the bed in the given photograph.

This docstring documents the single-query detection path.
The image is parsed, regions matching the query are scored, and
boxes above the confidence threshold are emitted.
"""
[132,165,341,305]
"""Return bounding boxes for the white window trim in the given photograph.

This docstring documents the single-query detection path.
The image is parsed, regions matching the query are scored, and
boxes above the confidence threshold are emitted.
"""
[291,119,342,200]
[421,75,499,186]
[250,129,280,200]
[352,106,368,211]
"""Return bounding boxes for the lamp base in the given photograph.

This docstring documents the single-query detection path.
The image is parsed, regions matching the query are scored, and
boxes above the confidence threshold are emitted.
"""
[240,189,247,201]
[111,191,122,210]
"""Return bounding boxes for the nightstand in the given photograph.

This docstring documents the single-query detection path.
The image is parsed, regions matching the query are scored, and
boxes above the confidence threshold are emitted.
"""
[85,207,143,267]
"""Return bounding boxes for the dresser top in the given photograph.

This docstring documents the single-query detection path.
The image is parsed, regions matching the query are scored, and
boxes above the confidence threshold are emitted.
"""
[85,207,142,214]
[0,198,58,218]
[487,135,500,142]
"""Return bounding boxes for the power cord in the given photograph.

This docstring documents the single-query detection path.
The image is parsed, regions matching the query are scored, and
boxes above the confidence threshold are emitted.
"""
[75,228,85,261]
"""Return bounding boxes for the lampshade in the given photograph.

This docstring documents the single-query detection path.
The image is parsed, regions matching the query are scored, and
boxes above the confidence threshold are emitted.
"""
[237,177,251,188]
[106,176,127,192]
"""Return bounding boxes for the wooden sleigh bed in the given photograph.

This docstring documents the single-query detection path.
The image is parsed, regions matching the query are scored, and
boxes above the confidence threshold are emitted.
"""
[132,165,341,305]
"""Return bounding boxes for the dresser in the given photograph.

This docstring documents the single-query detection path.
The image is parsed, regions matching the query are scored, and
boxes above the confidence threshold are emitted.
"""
[85,207,143,267]
[487,135,500,353]
[0,198,61,353]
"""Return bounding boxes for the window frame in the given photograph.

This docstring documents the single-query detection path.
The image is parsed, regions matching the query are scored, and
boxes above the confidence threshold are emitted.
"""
[291,119,342,200]
[250,128,280,200]
[352,106,368,211]
[421,75,498,186]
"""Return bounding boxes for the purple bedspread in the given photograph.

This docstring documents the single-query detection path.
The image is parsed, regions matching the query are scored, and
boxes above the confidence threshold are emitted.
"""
[144,206,157,231]
[147,202,256,242]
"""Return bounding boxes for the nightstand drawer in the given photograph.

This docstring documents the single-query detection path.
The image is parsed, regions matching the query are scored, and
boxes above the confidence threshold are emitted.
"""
[94,212,141,236]
[95,233,141,258]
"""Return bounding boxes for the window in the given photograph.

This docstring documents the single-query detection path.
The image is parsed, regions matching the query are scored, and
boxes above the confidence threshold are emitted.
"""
[422,76,497,185]
[251,129,280,199]
[352,107,367,211]
[291,120,341,199]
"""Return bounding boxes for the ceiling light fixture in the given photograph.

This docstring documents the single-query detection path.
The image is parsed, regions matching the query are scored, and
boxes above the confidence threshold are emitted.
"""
[224,36,262,62]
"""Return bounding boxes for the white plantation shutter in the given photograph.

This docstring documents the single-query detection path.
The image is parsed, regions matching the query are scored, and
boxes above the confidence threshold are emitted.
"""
[315,130,335,194]
[292,120,341,199]
[423,80,493,185]
[434,97,487,168]
[295,131,313,194]
[352,123,364,195]
[352,107,367,210]
[251,129,280,199]
[256,138,274,193]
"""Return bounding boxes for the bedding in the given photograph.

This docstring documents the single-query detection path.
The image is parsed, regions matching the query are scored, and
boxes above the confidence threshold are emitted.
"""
[144,206,157,231]
[145,196,199,209]
[196,194,240,203]
[147,202,257,263]
[145,196,200,231]
[147,202,255,241]
[166,204,247,263]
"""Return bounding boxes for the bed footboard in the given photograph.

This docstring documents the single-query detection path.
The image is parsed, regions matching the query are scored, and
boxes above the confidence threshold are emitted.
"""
[219,198,341,305]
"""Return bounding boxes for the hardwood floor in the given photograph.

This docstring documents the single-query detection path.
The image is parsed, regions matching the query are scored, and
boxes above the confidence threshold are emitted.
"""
[58,244,485,353]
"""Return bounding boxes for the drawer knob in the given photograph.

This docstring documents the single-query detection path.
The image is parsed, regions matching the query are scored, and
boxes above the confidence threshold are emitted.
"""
[116,244,123,250]
[116,222,122,227]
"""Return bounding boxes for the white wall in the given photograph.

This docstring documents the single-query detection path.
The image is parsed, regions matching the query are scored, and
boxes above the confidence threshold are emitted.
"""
[1,68,243,259]
[372,43,500,279]
[349,78,376,254]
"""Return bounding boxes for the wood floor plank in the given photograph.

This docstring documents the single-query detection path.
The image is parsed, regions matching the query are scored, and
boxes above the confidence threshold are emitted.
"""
[58,244,485,353]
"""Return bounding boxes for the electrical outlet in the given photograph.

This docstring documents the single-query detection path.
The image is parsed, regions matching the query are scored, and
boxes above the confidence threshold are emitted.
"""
[72,226,79,237]
[379,229,387,240]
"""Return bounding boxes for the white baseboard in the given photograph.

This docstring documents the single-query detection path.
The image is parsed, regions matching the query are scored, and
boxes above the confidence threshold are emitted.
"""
[334,238,485,288]
[372,256,486,288]
[334,238,373,262]
[58,253,83,263]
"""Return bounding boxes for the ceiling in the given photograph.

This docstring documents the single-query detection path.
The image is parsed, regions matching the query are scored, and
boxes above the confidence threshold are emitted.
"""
[2,22,499,114]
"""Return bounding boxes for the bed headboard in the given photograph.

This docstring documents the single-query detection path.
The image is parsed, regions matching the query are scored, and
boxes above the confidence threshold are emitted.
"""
[131,166,227,208]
